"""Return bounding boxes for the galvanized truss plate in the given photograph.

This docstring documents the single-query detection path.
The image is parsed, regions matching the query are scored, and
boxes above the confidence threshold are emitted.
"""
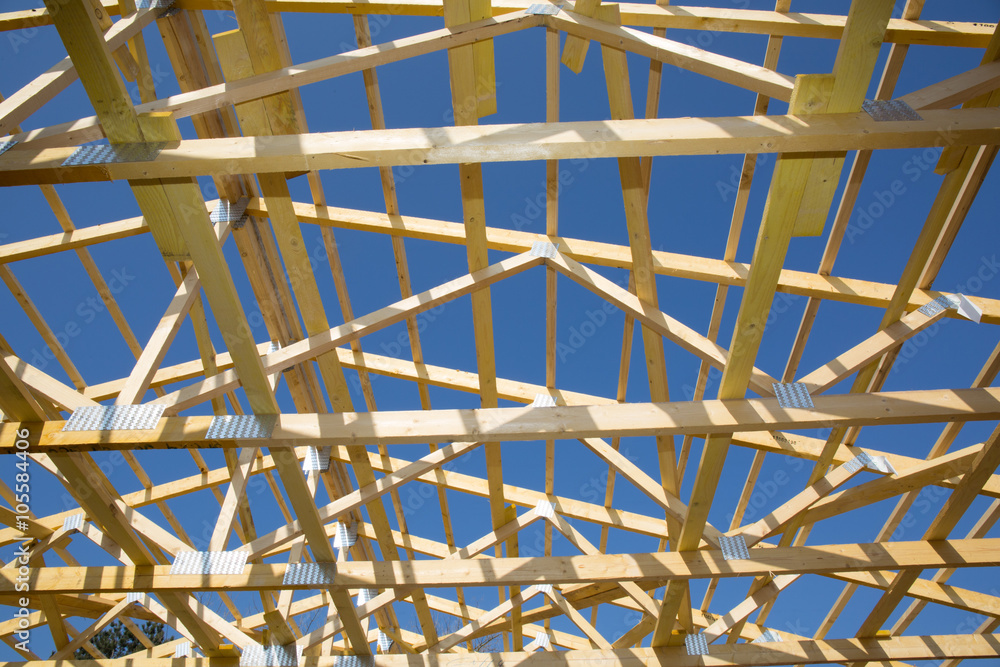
[126,592,147,604]
[536,583,553,594]
[862,99,923,122]
[62,514,84,531]
[137,0,178,14]
[377,631,393,653]
[772,382,814,409]
[0,140,17,158]
[526,3,562,14]
[175,642,192,658]
[752,629,782,643]
[206,414,277,440]
[240,644,302,667]
[267,341,282,355]
[530,393,556,407]
[62,142,165,167]
[334,657,375,667]
[356,588,378,606]
[303,446,331,472]
[529,241,559,258]
[63,404,165,432]
[718,535,750,561]
[333,522,357,549]
[534,500,555,518]
[171,550,249,575]
[282,563,336,586]
[534,632,551,649]
[684,633,709,656]
[917,294,980,322]
[918,295,953,317]
[210,197,251,227]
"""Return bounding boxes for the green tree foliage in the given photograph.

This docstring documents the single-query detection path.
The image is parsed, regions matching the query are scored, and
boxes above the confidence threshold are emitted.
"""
[72,620,171,660]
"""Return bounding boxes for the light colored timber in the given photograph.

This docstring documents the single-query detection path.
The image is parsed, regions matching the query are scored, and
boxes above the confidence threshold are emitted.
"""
[144,252,541,413]
[1,1,995,47]
[795,303,951,393]
[789,0,894,237]
[2,635,1000,666]
[3,538,998,594]
[900,59,1000,110]
[6,386,1000,452]
[0,216,148,265]
[5,13,542,149]
[262,201,1000,323]
[5,108,1000,186]
[548,251,778,396]
[554,10,794,100]
[654,68,844,644]
[0,5,158,136]
[1,0,998,661]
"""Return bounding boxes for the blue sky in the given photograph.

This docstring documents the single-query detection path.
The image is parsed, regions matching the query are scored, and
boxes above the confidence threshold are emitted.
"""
[2,0,1000,661]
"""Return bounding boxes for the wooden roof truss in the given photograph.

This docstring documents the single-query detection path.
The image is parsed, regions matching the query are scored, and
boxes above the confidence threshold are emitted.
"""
[0,0,999,664]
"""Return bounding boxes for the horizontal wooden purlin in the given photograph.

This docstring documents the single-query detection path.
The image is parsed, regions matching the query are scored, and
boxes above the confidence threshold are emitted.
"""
[41,202,1000,330]
[2,634,1000,666]
[1,109,998,186]
[4,387,1000,452]
[2,539,996,594]
[2,1,993,47]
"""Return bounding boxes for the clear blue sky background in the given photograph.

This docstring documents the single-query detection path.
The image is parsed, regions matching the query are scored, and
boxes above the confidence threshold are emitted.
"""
[2,0,999,662]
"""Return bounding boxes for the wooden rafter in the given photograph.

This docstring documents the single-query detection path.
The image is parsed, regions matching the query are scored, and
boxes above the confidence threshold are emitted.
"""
[1,0,999,663]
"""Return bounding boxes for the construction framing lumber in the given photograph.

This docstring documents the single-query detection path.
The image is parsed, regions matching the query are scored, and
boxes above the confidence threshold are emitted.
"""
[2,0,999,664]
[3,109,1000,186]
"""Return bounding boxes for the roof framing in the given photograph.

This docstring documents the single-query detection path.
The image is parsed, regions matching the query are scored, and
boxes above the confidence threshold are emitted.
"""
[0,0,999,664]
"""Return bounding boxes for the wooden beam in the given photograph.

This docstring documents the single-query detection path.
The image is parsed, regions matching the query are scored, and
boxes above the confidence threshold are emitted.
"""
[790,1,894,237]
[0,5,158,136]
[146,253,540,413]
[4,538,998,593]
[5,634,1000,666]
[5,109,1000,186]
[795,303,950,393]
[253,201,1000,325]
[900,59,1000,110]
[6,13,541,149]
[654,70,842,645]
[7,386,1000,452]
[548,251,778,396]
[855,422,1000,638]
[0,216,148,265]
[2,1,995,47]
[114,263,204,405]
[554,11,795,100]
